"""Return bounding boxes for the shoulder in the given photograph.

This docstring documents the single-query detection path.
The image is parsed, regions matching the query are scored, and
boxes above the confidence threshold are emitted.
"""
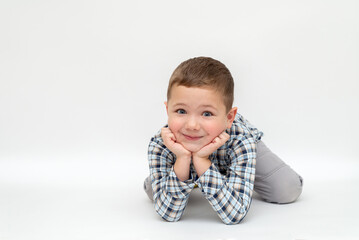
[149,123,169,144]
[148,125,174,158]
[226,113,263,143]
[148,126,165,150]
[226,113,250,140]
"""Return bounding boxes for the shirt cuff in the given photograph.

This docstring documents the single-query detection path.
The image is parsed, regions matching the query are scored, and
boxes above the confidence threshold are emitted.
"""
[165,166,195,199]
[195,163,225,198]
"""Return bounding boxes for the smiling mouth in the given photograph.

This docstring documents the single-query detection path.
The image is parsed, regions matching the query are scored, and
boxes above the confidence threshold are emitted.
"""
[182,134,203,141]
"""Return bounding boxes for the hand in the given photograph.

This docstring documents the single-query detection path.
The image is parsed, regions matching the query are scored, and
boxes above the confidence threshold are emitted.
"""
[161,127,191,159]
[192,131,230,160]
[161,127,191,181]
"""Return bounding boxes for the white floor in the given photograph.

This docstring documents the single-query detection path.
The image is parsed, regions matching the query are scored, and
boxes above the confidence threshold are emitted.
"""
[1,1,358,239]
[0,153,358,240]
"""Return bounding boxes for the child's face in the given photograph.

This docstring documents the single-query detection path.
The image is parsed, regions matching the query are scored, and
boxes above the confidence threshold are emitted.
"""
[165,85,237,153]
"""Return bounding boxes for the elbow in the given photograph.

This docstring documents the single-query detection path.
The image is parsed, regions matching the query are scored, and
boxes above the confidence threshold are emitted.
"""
[161,215,181,223]
[223,216,245,225]
[222,206,250,225]
[154,199,182,223]
[156,208,181,222]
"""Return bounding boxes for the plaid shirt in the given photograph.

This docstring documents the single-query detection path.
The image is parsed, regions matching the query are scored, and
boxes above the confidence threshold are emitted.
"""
[147,113,263,224]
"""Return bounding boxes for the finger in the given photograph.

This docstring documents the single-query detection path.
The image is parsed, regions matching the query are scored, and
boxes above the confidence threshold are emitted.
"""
[210,138,224,150]
[214,134,224,143]
[219,131,229,138]
[169,133,176,142]
[219,132,230,141]
[212,136,220,144]
[213,134,228,147]
[161,127,170,134]
[161,129,172,144]
[161,128,173,138]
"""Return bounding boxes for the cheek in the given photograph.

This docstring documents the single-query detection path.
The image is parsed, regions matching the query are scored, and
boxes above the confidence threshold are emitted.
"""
[168,118,182,135]
[204,121,227,137]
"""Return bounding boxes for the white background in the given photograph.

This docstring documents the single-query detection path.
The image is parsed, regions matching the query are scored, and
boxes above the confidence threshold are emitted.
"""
[0,0,358,240]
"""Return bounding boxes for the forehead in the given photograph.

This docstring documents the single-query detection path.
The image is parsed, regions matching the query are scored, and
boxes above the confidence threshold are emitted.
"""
[168,85,226,110]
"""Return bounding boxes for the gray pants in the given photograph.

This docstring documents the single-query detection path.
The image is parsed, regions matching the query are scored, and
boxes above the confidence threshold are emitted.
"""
[144,141,303,204]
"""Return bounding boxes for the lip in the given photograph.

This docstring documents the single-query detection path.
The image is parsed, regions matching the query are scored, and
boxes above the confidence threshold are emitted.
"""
[182,133,203,141]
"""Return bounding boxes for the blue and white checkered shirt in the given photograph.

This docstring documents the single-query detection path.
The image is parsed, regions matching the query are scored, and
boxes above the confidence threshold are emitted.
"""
[148,113,263,224]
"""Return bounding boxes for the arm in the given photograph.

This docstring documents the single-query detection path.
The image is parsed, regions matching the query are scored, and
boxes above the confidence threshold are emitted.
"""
[160,127,192,181]
[195,136,257,225]
[192,131,229,177]
[147,131,194,222]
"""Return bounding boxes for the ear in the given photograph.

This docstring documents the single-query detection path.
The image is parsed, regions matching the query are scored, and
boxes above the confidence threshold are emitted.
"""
[164,101,168,115]
[226,107,237,129]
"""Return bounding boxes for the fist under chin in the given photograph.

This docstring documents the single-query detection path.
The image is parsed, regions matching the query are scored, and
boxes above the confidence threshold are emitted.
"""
[181,142,206,153]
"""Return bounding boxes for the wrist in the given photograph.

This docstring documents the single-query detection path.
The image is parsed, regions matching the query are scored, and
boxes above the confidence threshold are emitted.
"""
[192,156,210,164]
[174,155,192,182]
[176,154,192,163]
[192,156,211,177]
[192,153,209,162]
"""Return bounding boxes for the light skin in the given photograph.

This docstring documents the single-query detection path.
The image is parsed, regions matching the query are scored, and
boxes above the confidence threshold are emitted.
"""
[161,85,237,181]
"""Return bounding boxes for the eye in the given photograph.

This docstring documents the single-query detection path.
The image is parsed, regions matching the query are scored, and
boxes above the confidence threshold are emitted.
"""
[202,111,213,117]
[176,109,186,114]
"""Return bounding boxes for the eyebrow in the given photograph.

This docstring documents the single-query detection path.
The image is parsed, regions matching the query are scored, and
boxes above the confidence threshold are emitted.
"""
[172,103,216,110]
[172,103,187,108]
[200,104,216,109]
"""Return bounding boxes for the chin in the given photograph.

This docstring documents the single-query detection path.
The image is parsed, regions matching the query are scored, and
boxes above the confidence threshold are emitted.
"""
[182,143,204,153]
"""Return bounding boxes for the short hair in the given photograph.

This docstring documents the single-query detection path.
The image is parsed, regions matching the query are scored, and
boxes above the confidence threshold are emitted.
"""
[167,57,234,112]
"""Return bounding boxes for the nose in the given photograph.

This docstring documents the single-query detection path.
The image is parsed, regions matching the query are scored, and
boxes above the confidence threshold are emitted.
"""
[185,116,200,131]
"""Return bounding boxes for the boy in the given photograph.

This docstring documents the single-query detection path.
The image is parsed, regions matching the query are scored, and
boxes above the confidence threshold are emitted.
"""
[144,57,303,224]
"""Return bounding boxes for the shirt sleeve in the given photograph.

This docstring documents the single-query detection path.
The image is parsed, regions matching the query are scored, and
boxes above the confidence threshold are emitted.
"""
[195,136,257,225]
[148,137,195,222]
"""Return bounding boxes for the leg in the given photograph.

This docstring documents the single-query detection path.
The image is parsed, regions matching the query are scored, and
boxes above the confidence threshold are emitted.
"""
[254,141,303,204]
[144,176,153,201]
